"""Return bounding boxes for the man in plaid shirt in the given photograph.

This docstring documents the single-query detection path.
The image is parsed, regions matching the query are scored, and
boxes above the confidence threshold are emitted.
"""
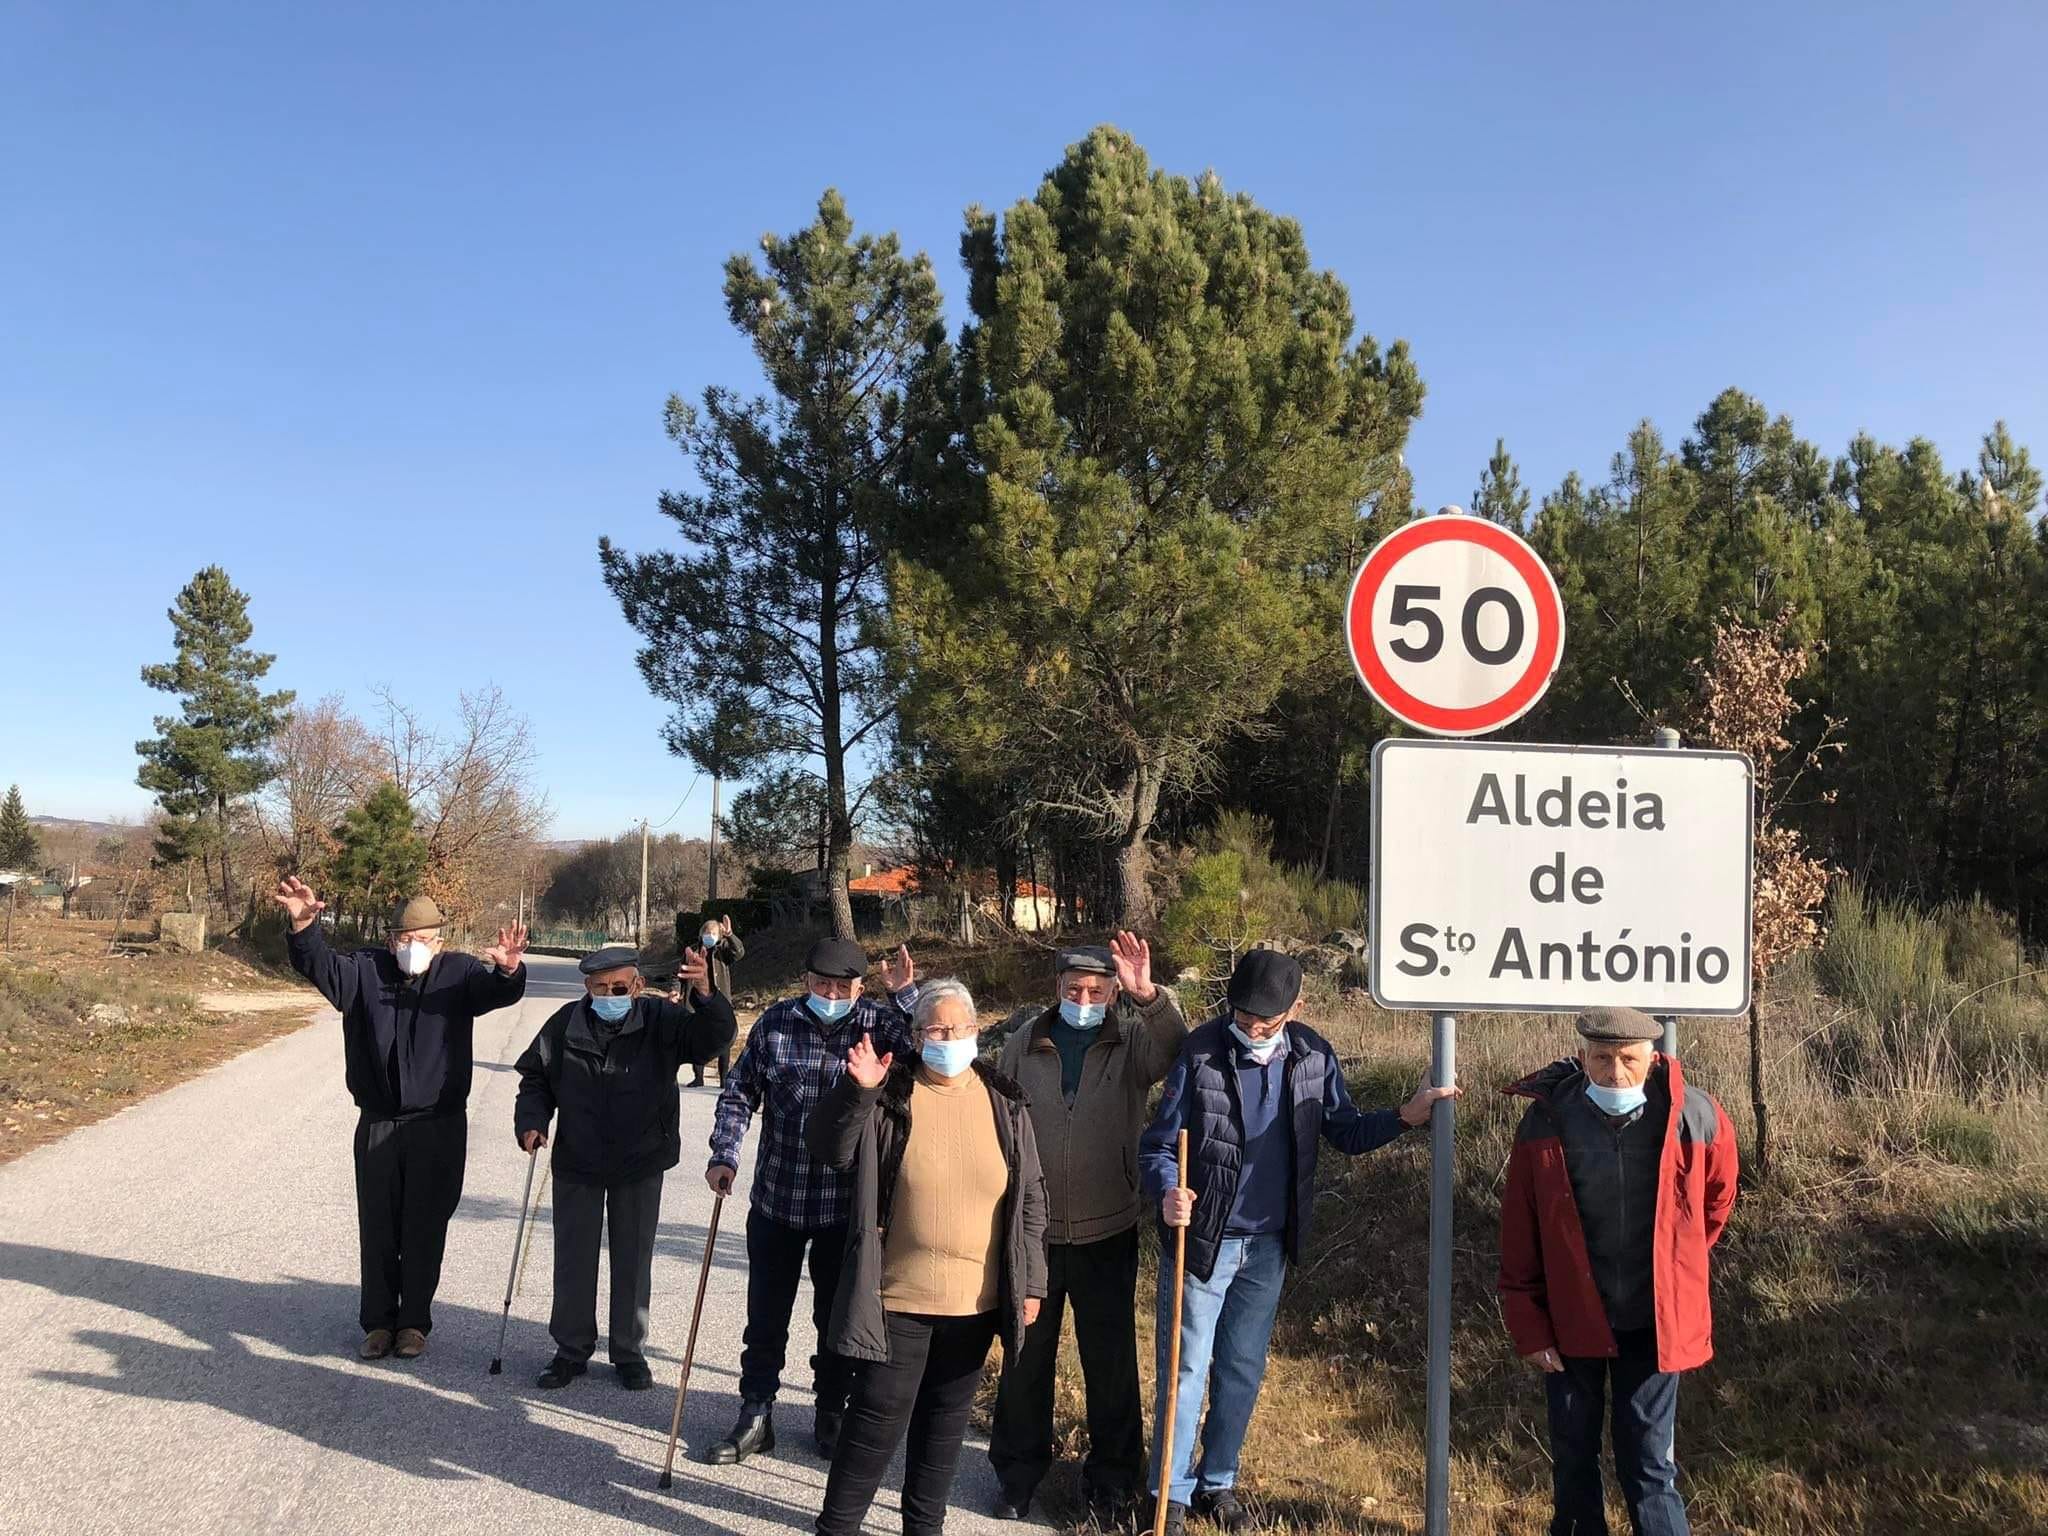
[704,935,918,1466]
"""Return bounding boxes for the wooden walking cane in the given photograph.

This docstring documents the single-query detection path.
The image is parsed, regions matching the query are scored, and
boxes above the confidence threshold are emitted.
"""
[1153,1129,1191,1536]
[657,1191,726,1489]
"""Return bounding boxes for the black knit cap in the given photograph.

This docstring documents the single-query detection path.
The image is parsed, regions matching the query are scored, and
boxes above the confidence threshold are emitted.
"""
[805,937,869,979]
[579,945,641,975]
[1055,945,1115,977]
[1226,948,1302,1017]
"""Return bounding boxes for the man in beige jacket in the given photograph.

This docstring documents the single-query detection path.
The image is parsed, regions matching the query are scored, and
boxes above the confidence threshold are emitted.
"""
[989,932,1186,1524]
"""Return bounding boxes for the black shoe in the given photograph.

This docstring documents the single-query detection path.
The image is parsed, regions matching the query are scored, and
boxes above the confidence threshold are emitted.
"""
[706,1399,774,1465]
[1194,1489,1248,1531]
[991,1484,1035,1520]
[1149,1499,1189,1536]
[690,1074,707,1087]
[536,1357,587,1390]
[616,1360,654,1391]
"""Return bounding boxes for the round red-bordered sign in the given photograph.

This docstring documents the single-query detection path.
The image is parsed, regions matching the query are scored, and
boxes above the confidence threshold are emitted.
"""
[1345,514,1565,736]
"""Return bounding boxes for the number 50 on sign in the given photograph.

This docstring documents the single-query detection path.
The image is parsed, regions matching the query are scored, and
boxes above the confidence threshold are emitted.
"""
[1345,514,1565,737]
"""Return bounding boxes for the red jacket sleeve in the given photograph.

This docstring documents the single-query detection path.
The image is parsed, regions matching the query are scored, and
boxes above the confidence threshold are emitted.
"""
[1497,1135,1555,1357]
[1702,1097,1739,1249]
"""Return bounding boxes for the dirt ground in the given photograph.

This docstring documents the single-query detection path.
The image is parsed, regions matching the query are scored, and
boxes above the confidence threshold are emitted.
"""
[0,911,326,1163]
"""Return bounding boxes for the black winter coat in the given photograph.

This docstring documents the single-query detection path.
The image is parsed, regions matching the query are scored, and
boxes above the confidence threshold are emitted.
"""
[513,989,737,1186]
[287,920,526,1120]
[807,1058,1049,1364]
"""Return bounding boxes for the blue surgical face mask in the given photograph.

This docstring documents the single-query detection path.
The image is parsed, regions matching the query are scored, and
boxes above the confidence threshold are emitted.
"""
[590,994,633,1023]
[1229,1023,1286,1062]
[921,1036,979,1077]
[1584,1079,1648,1116]
[700,929,721,950]
[1060,999,1107,1030]
[809,993,854,1023]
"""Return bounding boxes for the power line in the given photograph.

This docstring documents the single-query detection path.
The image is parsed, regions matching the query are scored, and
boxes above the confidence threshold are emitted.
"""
[648,771,704,831]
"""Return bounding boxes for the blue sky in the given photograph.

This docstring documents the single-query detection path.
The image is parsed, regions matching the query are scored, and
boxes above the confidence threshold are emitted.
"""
[4,1,2043,839]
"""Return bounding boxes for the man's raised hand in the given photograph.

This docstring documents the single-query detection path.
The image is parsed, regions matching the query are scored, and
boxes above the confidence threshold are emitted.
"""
[273,877,325,933]
[677,947,711,998]
[483,920,529,974]
[1110,930,1156,1001]
[880,944,915,994]
[847,1032,892,1090]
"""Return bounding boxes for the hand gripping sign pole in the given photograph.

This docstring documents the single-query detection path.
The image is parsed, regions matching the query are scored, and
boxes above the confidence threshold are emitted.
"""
[1348,504,1567,1536]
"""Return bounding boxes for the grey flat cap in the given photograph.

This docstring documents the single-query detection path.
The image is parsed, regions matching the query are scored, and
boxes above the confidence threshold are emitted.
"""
[579,945,642,975]
[1055,945,1115,977]
[1576,1006,1662,1043]
[805,937,869,979]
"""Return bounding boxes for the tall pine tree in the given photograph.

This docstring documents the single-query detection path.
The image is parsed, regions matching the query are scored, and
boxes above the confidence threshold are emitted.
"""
[0,785,40,872]
[328,781,428,923]
[892,127,1422,920]
[135,567,293,911]
[600,190,944,941]
[1471,437,1531,529]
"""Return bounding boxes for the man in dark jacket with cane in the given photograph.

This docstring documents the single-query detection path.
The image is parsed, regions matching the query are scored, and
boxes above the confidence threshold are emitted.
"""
[276,878,528,1362]
[1143,950,1455,1534]
[513,943,736,1390]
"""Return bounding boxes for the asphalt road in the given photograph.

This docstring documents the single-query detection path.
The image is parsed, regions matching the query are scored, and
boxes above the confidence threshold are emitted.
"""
[0,953,1028,1535]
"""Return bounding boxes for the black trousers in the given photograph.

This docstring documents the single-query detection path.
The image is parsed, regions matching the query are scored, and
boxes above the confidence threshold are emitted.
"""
[739,1208,852,1407]
[689,1050,730,1087]
[989,1226,1144,1497]
[352,1110,467,1335]
[818,1310,999,1536]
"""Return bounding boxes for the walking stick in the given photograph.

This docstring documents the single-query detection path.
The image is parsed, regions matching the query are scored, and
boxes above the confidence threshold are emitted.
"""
[1153,1130,1190,1536]
[657,1191,726,1489]
[489,1146,541,1375]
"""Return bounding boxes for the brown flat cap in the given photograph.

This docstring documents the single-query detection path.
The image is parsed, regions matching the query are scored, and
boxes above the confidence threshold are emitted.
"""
[1576,1006,1662,1043]
[387,895,447,934]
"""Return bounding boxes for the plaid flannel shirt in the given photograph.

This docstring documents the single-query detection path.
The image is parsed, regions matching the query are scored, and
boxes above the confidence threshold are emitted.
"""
[709,986,918,1231]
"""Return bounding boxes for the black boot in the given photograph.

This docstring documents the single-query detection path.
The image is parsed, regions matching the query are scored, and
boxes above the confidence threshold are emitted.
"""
[536,1357,587,1390]
[706,1399,775,1465]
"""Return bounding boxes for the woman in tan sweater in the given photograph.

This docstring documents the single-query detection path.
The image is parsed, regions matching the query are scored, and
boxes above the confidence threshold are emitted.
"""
[807,979,1048,1536]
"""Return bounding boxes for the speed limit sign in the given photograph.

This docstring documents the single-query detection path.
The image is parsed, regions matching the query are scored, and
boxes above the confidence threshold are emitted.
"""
[1345,509,1565,737]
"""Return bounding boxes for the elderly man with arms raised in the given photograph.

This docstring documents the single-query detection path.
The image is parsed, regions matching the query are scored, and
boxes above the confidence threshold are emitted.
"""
[274,877,527,1362]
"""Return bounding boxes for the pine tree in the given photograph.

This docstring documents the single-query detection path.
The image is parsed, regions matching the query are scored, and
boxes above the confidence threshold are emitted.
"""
[135,566,294,910]
[600,190,944,942]
[1471,438,1532,529]
[328,782,428,923]
[891,127,1422,921]
[0,785,40,872]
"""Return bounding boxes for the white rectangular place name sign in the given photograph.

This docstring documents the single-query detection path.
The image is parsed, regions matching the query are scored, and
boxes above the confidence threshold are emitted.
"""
[1369,739,1755,1015]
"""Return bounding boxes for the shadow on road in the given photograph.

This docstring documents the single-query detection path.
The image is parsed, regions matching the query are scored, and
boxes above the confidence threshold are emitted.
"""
[0,1241,821,1534]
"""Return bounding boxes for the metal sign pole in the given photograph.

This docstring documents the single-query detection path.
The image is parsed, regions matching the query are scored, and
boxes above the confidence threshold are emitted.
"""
[1652,726,1682,1059]
[1425,1008,1456,1536]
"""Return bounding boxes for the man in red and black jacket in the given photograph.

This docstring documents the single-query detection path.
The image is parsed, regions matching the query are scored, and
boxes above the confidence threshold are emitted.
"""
[1498,1007,1738,1536]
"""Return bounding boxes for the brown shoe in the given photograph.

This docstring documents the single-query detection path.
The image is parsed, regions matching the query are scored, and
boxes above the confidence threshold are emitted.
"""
[359,1329,394,1360]
[393,1328,428,1360]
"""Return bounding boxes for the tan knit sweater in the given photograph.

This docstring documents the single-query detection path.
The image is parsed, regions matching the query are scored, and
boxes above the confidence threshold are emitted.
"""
[880,1067,1007,1315]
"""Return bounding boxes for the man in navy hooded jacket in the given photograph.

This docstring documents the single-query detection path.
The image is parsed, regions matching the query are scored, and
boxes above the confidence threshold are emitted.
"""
[1140,949,1457,1534]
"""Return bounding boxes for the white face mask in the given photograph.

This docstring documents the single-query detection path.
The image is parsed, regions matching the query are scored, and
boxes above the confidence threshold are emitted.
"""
[394,940,434,977]
[1229,1022,1286,1062]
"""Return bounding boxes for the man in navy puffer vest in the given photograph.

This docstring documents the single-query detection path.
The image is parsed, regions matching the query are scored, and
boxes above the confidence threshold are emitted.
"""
[1139,949,1458,1534]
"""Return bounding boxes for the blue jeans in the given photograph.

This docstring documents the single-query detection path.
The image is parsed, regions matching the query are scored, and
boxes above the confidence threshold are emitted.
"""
[1545,1328,1690,1535]
[1149,1232,1286,1507]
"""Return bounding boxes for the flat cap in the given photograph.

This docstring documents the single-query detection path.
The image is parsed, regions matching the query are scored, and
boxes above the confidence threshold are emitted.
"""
[1226,948,1302,1018]
[386,895,446,933]
[1575,1006,1662,1044]
[805,936,869,980]
[579,945,641,975]
[1055,945,1115,977]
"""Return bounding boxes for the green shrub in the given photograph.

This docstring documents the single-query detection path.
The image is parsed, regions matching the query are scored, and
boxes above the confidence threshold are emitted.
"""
[1921,1104,2002,1169]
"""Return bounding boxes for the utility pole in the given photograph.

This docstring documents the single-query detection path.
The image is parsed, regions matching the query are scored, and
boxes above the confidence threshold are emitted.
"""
[637,818,650,950]
[708,775,722,904]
